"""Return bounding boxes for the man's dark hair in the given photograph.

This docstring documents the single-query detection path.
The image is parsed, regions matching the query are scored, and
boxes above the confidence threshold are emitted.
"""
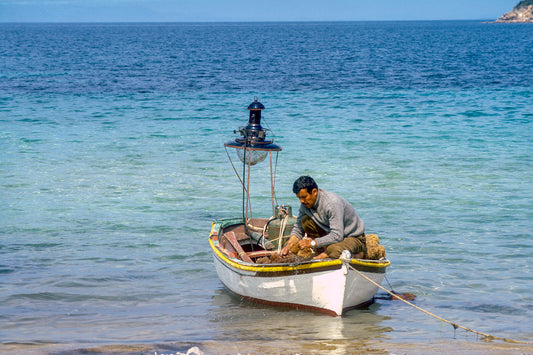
[292,176,318,194]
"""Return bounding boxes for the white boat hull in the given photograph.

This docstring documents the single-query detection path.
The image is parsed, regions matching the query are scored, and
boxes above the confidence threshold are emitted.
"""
[211,237,388,316]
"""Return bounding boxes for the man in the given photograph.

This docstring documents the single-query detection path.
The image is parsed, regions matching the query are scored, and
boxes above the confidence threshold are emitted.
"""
[281,176,366,260]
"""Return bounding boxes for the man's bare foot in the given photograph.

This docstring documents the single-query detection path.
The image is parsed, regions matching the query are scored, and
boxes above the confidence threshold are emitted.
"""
[312,252,329,260]
[354,251,364,259]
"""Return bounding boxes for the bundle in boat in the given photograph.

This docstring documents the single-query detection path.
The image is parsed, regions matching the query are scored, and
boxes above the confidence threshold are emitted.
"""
[364,234,386,260]
[256,234,386,264]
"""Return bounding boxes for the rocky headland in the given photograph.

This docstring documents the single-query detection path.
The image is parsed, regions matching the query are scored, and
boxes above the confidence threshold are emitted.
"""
[494,0,533,22]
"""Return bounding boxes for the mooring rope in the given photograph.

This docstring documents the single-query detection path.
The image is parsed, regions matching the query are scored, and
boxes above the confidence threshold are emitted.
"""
[344,262,532,345]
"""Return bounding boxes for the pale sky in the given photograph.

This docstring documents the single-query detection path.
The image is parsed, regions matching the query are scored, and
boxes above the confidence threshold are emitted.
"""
[0,0,520,22]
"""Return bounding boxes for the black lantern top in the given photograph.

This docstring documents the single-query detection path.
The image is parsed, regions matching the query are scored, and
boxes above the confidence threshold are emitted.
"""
[225,99,281,153]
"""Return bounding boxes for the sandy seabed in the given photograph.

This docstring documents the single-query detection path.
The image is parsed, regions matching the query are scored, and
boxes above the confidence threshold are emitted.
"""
[2,338,533,355]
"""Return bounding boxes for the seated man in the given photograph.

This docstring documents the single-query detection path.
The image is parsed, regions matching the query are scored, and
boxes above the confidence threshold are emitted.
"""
[281,176,366,260]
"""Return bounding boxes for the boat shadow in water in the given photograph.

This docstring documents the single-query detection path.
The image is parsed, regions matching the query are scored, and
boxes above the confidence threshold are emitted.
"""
[210,287,394,341]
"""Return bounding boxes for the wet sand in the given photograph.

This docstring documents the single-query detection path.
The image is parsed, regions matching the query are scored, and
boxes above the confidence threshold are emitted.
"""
[2,338,533,355]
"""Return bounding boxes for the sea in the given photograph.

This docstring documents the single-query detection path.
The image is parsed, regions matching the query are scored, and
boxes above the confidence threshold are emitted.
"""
[0,21,532,354]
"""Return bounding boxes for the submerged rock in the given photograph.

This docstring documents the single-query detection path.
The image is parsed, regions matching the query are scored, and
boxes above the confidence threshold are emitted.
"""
[494,0,533,23]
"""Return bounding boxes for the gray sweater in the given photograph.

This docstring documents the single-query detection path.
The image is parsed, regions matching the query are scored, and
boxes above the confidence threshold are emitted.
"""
[290,188,365,248]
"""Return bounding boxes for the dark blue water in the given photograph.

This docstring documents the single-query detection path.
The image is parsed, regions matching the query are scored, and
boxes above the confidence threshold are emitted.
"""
[1,21,532,94]
[1,21,532,354]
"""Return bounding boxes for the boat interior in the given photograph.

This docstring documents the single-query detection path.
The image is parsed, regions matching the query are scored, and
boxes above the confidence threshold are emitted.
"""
[211,217,387,265]
[211,211,384,267]
[211,218,297,264]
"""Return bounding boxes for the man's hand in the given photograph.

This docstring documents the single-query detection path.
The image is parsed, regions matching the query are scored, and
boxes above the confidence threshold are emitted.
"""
[298,238,314,249]
[281,235,300,256]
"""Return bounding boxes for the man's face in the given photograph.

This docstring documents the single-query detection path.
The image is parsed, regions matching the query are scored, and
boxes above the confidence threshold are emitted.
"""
[296,188,318,209]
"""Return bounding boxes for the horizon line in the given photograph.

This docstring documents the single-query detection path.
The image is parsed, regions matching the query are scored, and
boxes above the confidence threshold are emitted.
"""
[0,18,500,24]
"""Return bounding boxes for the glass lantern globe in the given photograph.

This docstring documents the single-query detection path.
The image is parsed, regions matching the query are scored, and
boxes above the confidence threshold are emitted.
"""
[236,148,269,166]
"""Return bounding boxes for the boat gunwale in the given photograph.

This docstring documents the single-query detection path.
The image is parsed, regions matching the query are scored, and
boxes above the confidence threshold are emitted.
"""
[209,230,390,274]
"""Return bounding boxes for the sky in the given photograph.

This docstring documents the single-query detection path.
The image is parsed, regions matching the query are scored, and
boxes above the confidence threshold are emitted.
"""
[0,0,520,23]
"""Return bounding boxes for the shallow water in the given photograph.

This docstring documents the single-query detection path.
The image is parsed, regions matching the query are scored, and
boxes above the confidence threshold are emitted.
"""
[1,21,532,354]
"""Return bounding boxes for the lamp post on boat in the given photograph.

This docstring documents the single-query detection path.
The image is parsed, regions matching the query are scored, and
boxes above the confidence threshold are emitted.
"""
[224,99,282,234]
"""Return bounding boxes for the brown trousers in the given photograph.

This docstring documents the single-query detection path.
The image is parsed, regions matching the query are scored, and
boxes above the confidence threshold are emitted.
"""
[301,215,366,259]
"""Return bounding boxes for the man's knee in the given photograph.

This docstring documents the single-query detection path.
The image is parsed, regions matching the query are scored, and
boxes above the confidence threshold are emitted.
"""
[325,244,344,259]
[325,236,366,259]
[301,215,326,239]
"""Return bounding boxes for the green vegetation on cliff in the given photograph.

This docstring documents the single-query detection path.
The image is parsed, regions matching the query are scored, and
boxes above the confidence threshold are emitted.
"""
[516,0,533,9]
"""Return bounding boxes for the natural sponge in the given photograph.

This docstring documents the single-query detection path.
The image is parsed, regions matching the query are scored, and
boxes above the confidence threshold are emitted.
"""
[364,234,386,260]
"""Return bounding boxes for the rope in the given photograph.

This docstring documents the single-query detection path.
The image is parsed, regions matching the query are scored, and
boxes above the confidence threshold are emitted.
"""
[224,146,246,190]
[277,212,289,253]
[344,262,532,345]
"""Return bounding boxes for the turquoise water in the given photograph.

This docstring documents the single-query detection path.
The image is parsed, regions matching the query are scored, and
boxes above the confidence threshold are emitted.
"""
[1,22,532,354]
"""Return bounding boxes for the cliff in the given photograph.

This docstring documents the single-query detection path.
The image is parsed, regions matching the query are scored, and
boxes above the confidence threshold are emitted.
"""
[495,0,533,22]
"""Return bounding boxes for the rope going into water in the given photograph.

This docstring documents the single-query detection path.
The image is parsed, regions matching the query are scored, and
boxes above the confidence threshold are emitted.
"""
[344,262,532,345]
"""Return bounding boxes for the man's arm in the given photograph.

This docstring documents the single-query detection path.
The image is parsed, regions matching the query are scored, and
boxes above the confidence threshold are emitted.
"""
[314,202,344,248]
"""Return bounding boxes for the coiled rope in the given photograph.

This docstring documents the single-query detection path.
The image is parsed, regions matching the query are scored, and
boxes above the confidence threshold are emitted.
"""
[344,261,531,345]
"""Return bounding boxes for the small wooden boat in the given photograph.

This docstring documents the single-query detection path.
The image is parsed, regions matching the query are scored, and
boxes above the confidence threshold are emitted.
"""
[210,99,390,316]
[209,218,390,316]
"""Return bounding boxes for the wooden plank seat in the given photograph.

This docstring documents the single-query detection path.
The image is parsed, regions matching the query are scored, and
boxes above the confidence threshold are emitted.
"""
[223,219,268,241]
[222,231,254,263]
[217,232,280,263]
[246,250,278,258]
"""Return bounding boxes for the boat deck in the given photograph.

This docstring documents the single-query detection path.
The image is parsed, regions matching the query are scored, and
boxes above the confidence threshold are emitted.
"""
[211,218,388,266]
[212,218,293,264]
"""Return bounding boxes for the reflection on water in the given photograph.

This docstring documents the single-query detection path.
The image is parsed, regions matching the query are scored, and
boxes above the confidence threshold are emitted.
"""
[208,288,393,354]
